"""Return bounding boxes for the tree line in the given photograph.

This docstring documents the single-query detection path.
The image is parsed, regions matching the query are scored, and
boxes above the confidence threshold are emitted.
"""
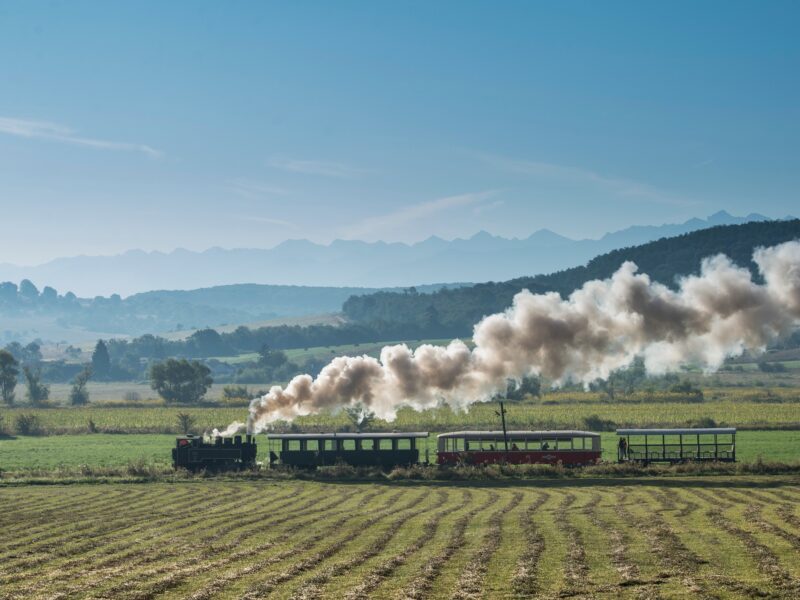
[342,219,800,333]
[0,341,216,406]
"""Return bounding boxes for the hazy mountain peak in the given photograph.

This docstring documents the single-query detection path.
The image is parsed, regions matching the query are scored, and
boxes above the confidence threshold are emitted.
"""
[0,211,784,297]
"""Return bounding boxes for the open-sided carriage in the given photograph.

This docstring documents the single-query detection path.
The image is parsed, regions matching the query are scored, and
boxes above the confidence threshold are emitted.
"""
[616,428,736,464]
[266,432,429,470]
[172,434,258,472]
[436,430,602,466]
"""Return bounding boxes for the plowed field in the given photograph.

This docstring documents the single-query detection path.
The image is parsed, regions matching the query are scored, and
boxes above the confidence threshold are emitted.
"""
[1,478,799,598]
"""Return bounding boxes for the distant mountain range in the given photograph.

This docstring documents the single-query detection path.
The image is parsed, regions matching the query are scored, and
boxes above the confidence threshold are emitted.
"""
[0,211,789,298]
[343,219,800,336]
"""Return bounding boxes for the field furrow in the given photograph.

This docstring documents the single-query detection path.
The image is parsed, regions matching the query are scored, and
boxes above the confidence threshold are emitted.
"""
[510,491,549,596]
[1,478,799,599]
[398,490,498,599]
[340,490,470,600]
[450,491,523,599]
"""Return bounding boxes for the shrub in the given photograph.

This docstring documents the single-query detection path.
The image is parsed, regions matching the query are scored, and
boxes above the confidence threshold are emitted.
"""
[23,367,50,407]
[69,366,92,406]
[690,417,718,428]
[176,412,196,435]
[582,414,617,431]
[222,385,251,405]
[15,413,44,435]
[126,458,162,478]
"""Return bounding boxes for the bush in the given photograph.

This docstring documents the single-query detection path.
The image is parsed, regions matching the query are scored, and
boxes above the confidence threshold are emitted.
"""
[69,366,92,406]
[758,361,787,373]
[15,413,44,436]
[23,367,50,407]
[222,385,251,405]
[176,412,196,435]
[690,417,718,428]
[126,458,162,478]
[668,381,704,402]
[582,414,617,431]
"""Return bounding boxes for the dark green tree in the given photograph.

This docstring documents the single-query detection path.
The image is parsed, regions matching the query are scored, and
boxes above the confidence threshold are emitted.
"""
[344,403,376,432]
[258,345,288,368]
[504,376,542,401]
[22,366,49,406]
[150,359,213,404]
[91,340,111,379]
[69,365,92,406]
[0,349,19,405]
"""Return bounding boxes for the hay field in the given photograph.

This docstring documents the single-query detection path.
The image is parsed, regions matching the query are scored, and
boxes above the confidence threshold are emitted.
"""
[1,478,799,598]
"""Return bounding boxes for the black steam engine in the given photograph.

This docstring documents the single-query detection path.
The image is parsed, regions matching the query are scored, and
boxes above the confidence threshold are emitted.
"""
[172,434,257,472]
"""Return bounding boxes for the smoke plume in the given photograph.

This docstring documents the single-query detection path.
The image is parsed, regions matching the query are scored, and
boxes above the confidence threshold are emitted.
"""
[247,241,800,432]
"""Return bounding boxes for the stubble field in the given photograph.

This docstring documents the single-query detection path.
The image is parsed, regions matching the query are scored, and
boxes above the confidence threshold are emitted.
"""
[1,478,799,599]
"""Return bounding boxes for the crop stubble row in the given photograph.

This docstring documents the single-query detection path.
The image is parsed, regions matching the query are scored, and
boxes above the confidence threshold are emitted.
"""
[0,480,799,599]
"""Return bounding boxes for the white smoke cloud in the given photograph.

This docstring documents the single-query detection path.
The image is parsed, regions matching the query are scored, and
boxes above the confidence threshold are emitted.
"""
[247,241,800,432]
[211,421,247,438]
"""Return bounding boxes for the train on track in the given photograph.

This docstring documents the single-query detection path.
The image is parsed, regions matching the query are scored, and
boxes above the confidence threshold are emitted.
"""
[172,426,736,472]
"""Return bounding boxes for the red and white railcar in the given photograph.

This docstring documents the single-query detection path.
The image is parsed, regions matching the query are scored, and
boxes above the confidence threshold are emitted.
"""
[436,430,601,466]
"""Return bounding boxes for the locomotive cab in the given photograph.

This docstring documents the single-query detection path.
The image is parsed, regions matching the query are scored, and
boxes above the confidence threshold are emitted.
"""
[172,434,258,472]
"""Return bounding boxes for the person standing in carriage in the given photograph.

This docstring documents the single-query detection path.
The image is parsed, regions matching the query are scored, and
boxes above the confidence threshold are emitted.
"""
[618,437,628,461]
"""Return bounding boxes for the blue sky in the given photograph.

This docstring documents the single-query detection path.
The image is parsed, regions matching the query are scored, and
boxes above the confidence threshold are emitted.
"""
[1,1,798,264]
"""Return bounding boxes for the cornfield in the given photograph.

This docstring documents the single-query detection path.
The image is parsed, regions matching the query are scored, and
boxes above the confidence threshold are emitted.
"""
[2,397,799,436]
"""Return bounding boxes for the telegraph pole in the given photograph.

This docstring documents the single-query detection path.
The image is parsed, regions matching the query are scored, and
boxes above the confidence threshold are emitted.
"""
[496,401,509,457]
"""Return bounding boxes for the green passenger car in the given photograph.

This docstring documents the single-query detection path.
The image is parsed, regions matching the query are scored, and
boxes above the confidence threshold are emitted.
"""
[266,432,429,470]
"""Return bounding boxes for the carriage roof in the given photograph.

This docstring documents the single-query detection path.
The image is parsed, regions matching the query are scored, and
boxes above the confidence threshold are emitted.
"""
[616,428,736,436]
[266,432,429,440]
[437,430,600,440]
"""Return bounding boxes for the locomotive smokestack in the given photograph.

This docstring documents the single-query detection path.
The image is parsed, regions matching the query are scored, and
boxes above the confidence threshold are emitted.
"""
[245,241,800,431]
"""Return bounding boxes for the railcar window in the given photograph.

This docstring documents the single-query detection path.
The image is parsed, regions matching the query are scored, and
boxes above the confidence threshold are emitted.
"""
[323,439,335,451]
[306,440,319,451]
[397,438,411,450]
[341,439,356,451]
[379,439,393,450]
[361,439,375,450]
[287,440,301,451]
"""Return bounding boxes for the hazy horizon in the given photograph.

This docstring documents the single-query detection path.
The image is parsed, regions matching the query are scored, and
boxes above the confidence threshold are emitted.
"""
[0,209,789,268]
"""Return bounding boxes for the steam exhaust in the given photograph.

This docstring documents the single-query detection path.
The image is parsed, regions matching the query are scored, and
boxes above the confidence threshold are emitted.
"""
[244,241,800,433]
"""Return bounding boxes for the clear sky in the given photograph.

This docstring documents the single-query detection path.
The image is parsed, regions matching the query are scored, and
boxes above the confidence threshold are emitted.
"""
[1,1,798,265]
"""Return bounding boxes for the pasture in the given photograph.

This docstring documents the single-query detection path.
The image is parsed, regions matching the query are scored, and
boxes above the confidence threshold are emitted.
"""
[0,478,799,598]
[1,430,798,472]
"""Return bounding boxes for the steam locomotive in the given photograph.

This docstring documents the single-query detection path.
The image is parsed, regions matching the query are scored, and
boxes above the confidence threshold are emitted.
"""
[172,434,258,471]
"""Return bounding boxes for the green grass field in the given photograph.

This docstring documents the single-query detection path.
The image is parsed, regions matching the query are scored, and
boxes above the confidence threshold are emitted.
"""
[1,430,798,471]
[1,478,799,598]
